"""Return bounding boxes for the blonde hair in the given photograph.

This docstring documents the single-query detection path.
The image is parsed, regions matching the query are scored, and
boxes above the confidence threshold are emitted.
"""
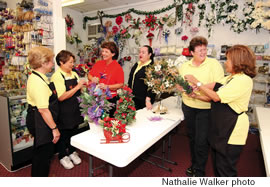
[28,46,54,69]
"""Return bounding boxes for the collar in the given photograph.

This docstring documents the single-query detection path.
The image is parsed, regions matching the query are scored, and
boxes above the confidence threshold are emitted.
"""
[138,60,152,67]
[33,70,49,84]
[187,57,209,67]
[59,68,73,77]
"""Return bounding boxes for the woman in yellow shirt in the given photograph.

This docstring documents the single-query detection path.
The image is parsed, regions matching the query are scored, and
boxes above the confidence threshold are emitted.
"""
[185,45,256,177]
[26,46,60,176]
[51,50,86,170]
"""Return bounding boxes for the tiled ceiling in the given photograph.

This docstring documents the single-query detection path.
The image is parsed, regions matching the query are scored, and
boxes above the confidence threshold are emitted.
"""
[65,0,146,13]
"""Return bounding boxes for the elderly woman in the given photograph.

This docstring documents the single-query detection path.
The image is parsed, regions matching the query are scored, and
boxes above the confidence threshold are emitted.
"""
[26,46,60,177]
[176,36,224,177]
[185,45,256,177]
[51,50,86,170]
[128,45,156,110]
[88,41,124,116]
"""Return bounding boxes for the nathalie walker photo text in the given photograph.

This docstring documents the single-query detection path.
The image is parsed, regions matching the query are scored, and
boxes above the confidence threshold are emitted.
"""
[162,177,256,186]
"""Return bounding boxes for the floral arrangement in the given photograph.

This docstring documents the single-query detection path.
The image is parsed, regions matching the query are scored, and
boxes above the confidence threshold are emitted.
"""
[162,29,170,44]
[120,27,131,39]
[144,58,179,95]
[125,13,132,23]
[184,3,195,26]
[129,17,142,46]
[73,33,82,46]
[114,85,136,125]
[146,32,154,46]
[102,117,126,137]
[78,83,114,124]
[143,15,158,32]
[74,64,90,77]
[65,14,74,35]
[66,35,75,44]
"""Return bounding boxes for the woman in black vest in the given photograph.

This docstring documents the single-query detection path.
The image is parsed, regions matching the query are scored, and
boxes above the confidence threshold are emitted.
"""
[51,50,86,169]
[26,46,60,177]
[128,45,156,110]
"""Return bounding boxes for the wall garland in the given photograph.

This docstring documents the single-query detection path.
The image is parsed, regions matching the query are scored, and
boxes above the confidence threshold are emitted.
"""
[82,0,270,36]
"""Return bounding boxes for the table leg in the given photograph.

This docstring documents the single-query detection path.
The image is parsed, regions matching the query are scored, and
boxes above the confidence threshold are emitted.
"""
[109,165,113,177]
[89,155,93,177]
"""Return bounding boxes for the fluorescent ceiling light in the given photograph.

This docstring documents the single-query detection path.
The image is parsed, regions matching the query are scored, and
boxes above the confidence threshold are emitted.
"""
[62,0,85,7]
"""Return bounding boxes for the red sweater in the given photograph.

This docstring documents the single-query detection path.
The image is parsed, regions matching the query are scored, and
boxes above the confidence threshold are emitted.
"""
[89,60,124,97]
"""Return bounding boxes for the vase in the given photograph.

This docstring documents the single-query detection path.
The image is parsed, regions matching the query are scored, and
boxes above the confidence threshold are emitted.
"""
[103,130,123,143]
[89,122,103,134]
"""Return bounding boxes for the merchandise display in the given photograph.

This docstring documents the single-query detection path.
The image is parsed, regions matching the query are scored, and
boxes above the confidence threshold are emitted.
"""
[0,0,55,171]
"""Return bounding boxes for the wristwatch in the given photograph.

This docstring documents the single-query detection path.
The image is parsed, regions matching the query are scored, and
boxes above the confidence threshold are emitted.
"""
[196,82,202,87]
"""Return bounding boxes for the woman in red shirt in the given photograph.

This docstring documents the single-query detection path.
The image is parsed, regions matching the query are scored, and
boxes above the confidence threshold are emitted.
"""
[88,42,124,116]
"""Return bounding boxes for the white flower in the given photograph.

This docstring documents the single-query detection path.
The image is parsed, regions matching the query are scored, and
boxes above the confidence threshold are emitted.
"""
[167,59,174,68]
[164,81,170,88]
[154,65,161,71]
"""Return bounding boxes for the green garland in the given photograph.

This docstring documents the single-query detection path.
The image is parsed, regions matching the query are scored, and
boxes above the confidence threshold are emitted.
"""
[83,4,176,29]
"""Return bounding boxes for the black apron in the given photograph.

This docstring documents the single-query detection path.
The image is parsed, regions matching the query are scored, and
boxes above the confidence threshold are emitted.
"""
[209,80,244,155]
[26,71,59,147]
[57,73,83,130]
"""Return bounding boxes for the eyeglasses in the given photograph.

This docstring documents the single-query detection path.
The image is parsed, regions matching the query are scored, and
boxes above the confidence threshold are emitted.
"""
[194,48,207,53]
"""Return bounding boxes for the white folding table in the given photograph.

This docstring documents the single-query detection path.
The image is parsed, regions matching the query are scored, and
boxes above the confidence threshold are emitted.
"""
[71,96,184,176]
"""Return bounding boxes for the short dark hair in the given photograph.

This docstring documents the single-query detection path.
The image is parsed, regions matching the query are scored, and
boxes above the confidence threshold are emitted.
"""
[143,45,155,63]
[101,42,119,60]
[55,50,75,66]
[188,36,208,52]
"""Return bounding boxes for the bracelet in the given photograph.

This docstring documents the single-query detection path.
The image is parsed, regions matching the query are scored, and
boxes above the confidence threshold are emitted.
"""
[51,126,58,130]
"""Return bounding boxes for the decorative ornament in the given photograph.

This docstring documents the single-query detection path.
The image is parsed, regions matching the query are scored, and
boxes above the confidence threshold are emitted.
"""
[125,13,132,23]
[162,29,170,44]
[65,14,74,35]
[114,85,136,125]
[190,27,199,37]
[146,32,154,46]
[116,16,123,25]
[78,83,114,124]
[100,117,130,144]
[143,15,158,32]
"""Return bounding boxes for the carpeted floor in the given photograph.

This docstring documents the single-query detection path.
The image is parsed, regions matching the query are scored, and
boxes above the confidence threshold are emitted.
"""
[0,121,266,177]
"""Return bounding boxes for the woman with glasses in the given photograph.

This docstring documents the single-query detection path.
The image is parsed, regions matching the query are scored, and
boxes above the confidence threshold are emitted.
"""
[176,36,224,177]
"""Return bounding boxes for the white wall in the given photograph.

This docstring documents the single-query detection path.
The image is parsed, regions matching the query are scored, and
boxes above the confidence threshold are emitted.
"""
[62,7,87,64]
[74,0,270,82]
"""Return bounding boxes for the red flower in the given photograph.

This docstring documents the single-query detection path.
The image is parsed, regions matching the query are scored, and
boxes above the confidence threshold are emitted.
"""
[112,26,119,34]
[181,35,188,41]
[116,16,123,25]
[119,98,123,103]
[146,32,154,39]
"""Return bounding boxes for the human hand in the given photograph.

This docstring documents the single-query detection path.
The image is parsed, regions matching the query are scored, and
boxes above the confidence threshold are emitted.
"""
[184,75,199,85]
[146,101,153,110]
[77,79,87,88]
[176,84,185,92]
[92,77,99,84]
[52,128,60,144]
[99,83,108,90]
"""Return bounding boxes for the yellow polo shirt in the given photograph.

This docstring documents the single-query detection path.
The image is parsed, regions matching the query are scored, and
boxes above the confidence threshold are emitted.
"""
[179,57,224,109]
[217,73,253,145]
[27,71,51,109]
[51,68,80,98]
